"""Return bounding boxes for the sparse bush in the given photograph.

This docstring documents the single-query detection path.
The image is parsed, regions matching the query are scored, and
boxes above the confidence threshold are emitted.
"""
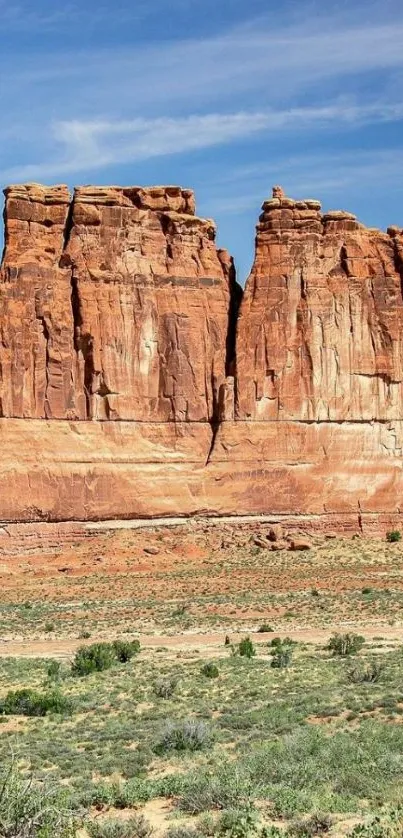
[257,624,273,633]
[270,641,293,669]
[201,662,219,679]
[87,814,153,838]
[0,760,78,837]
[0,687,71,716]
[153,676,178,699]
[224,635,231,646]
[347,661,383,684]
[46,660,62,682]
[112,639,140,662]
[386,530,402,543]
[165,828,203,838]
[177,764,254,814]
[155,718,212,754]
[172,603,188,617]
[44,621,55,632]
[327,632,365,657]
[288,812,332,836]
[78,629,91,639]
[238,637,256,659]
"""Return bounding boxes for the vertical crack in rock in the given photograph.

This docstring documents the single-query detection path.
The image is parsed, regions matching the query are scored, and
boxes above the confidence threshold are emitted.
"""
[390,228,403,304]
[69,275,94,420]
[37,313,51,418]
[60,194,94,420]
[0,195,8,268]
[225,261,243,377]
[62,197,74,252]
[206,255,242,464]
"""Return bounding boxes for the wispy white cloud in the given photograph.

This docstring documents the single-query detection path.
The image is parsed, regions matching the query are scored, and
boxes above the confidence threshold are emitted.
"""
[2,101,402,183]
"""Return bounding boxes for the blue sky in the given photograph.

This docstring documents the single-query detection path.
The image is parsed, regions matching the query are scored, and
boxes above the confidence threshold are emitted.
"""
[1,0,403,282]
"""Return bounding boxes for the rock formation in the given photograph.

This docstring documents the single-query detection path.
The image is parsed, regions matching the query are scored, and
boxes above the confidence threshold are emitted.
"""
[236,189,403,421]
[1,183,403,532]
[0,184,236,422]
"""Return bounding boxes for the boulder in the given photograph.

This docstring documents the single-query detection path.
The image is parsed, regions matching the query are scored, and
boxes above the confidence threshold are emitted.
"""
[268,525,284,542]
[288,539,313,551]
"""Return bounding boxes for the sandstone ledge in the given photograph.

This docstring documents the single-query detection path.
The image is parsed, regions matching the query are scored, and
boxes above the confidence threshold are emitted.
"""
[0,419,402,522]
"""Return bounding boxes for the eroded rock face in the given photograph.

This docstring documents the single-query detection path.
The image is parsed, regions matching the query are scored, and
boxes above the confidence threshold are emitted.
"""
[0,184,78,418]
[0,184,236,421]
[236,189,403,420]
[1,181,403,528]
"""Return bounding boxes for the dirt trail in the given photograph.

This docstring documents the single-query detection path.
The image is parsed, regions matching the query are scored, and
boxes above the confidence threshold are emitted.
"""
[0,624,401,659]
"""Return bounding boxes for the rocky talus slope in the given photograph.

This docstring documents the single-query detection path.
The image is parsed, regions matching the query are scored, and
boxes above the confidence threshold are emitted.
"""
[1,183,402,530]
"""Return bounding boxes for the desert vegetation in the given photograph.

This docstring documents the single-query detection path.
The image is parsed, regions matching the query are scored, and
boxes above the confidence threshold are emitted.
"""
[0,526,402,835]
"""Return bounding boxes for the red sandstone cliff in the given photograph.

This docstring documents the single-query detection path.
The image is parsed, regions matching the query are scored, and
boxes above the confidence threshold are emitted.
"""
[0,184,76,418]
[236,186,403,421]
[0,184,236,422]
[1,182,403,528]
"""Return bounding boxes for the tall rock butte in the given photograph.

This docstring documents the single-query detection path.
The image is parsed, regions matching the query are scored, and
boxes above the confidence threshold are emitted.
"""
[1,183,403,531]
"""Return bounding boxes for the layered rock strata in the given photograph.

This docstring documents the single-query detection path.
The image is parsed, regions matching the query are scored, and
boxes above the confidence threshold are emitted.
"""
[1,183,403,528]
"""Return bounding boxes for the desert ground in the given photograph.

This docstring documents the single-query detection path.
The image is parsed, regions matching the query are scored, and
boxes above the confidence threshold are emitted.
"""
[0,519,403,837]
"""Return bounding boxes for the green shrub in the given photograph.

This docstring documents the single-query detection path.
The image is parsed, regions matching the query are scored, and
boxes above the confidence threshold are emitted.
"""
[386,530,402,543]
[177,763,254,814]
[270,636,295,648]
[46,660,62,682]
[44,621,55,633]
[326,633,365,657]
[0,761,78,837]
[0,688,71,716]
[165,828,203,838]
[270,641,293,669]
[85,775,187,811]
[71,643,116,676]
[71,639,140,676]
[348,805,403,836]
[201,662,219,679]
[87,814,153,838]
[155,719,212,754]
[88,778,154,809]
[112,639,140,662]
[153,676,178,699]
[218,805,259,837]
[238,637,256,658]
[257,624,273,633]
